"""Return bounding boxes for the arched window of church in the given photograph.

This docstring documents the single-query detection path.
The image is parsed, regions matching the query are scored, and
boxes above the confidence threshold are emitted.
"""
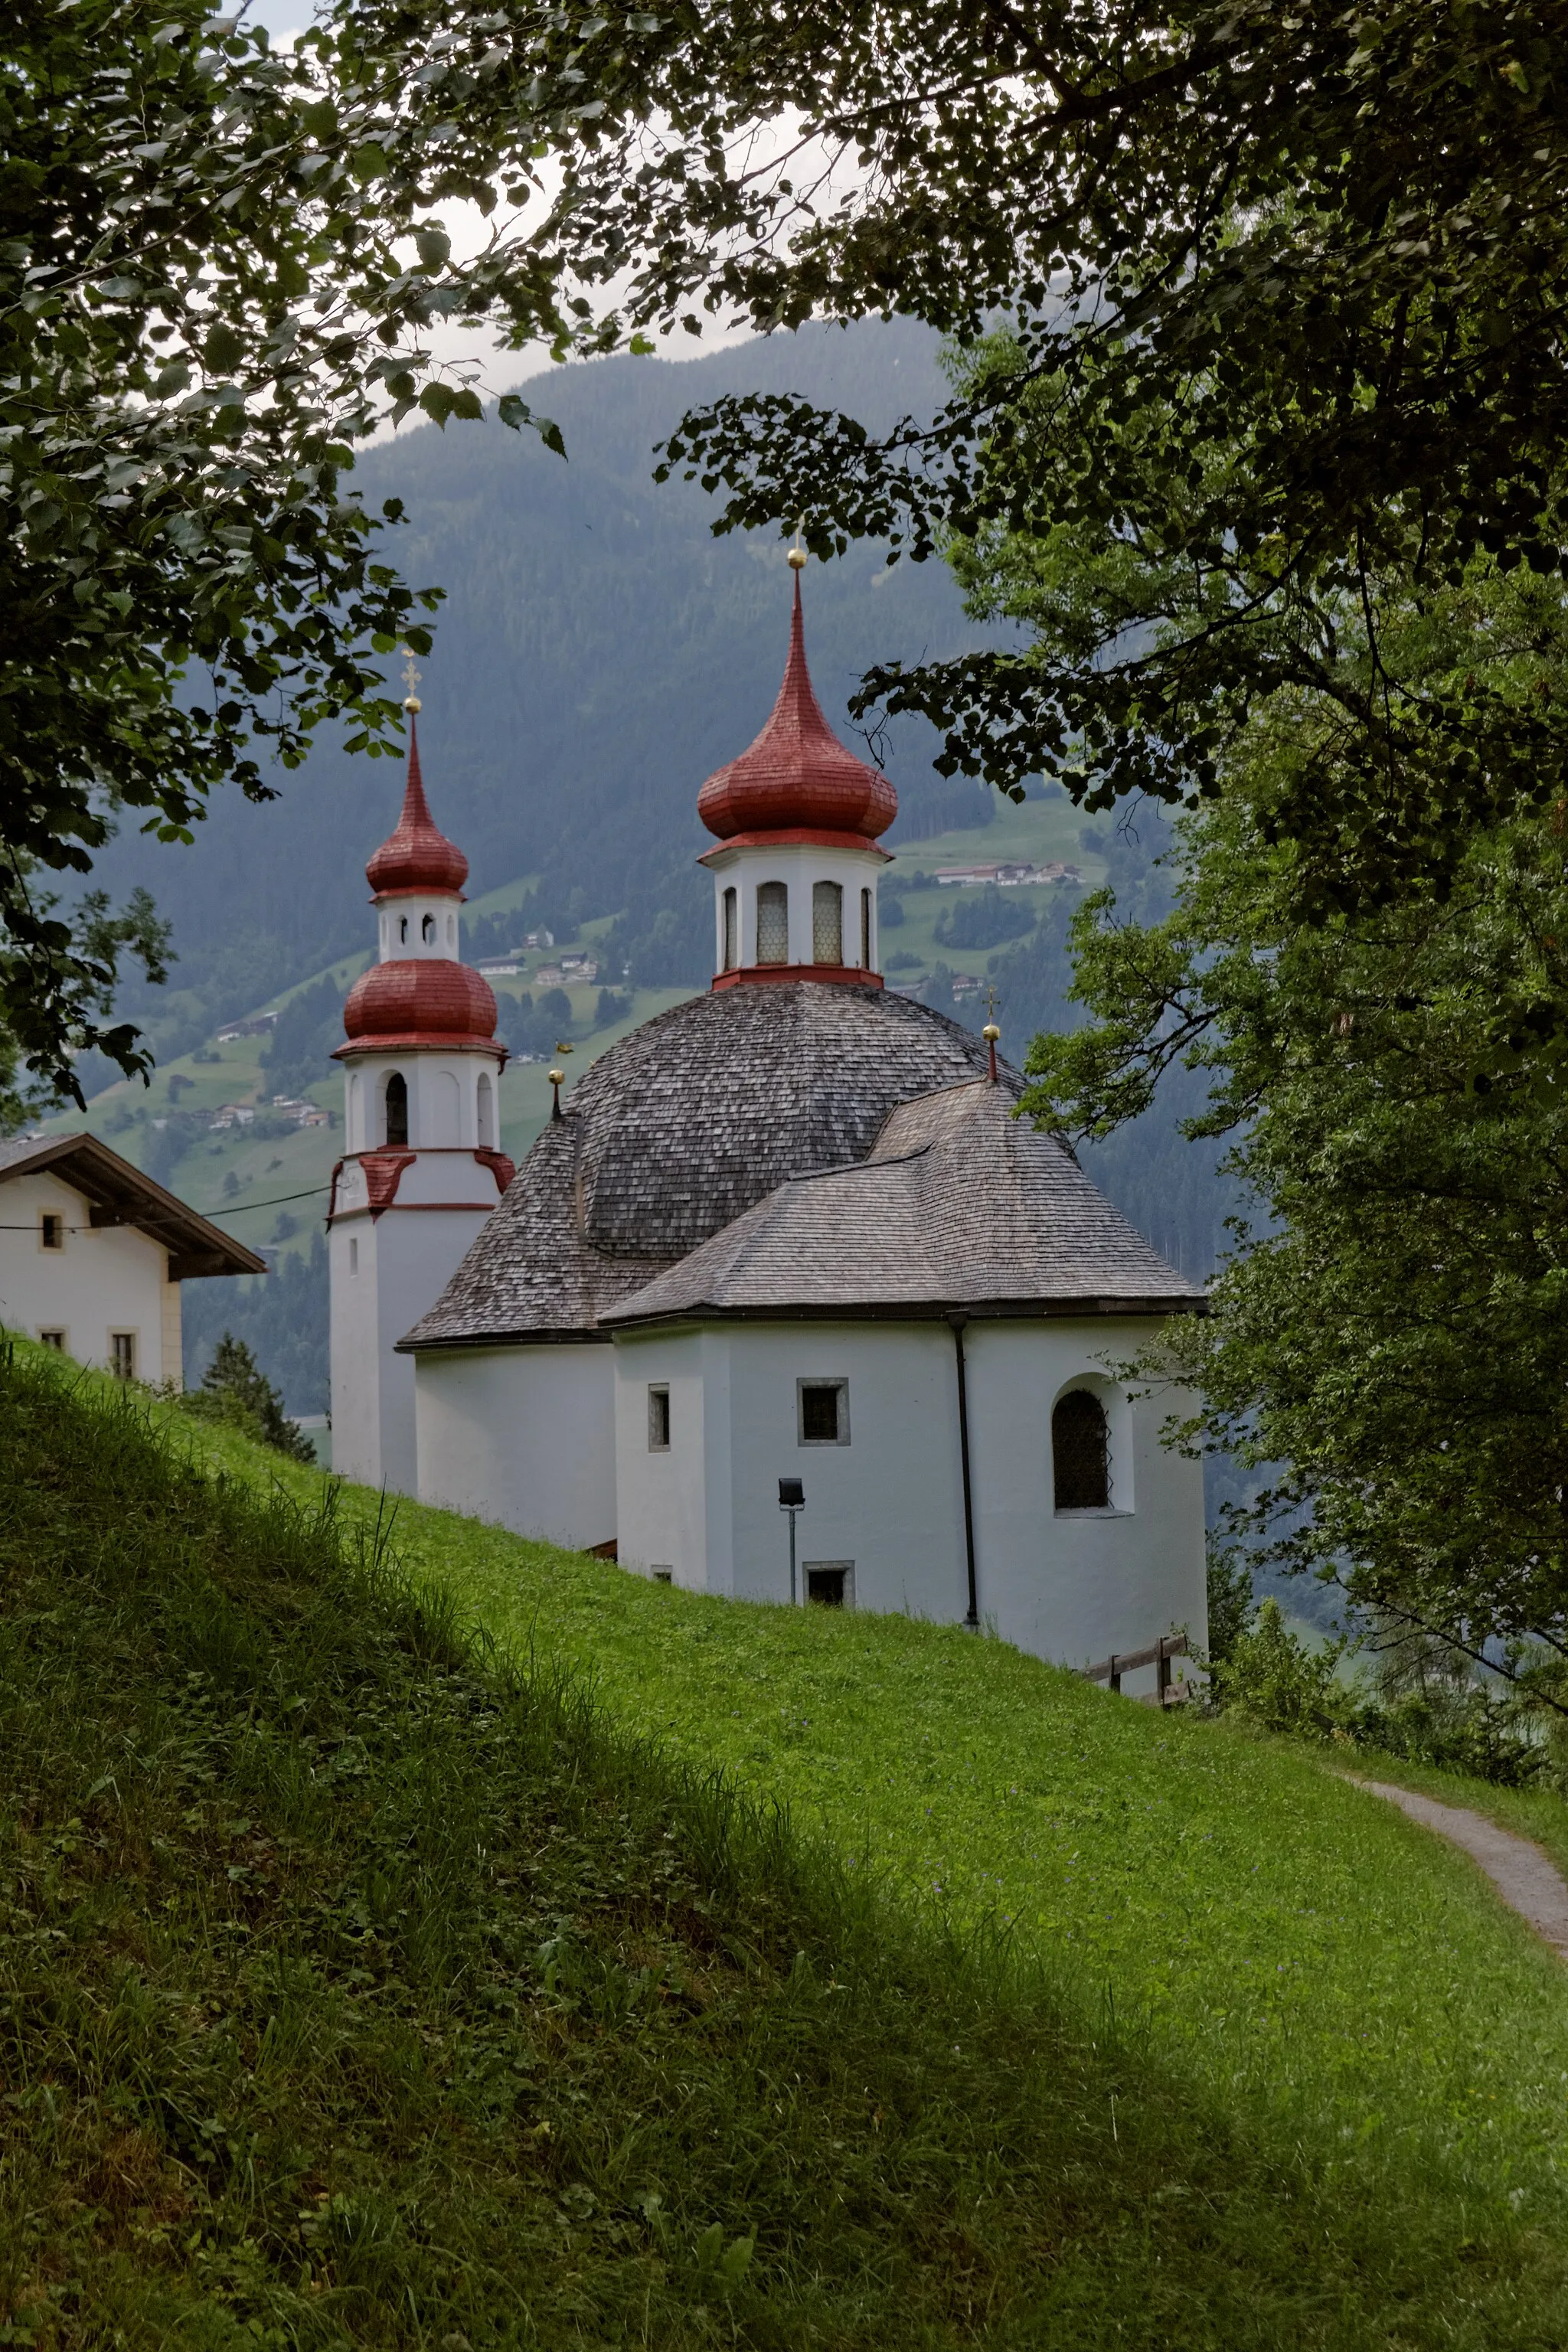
[721,887,738,970]
[422,912,436,943]
[476,1071,495,1148]
[860,887,873,970]
[399,915,409,943]
[812,880,843,965]
[756,881,789,965]
[384,1070,409,1149]
[1053,1388,1109,1511]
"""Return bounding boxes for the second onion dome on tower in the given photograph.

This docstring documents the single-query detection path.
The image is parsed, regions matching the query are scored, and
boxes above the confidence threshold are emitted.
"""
[698,567,897,985]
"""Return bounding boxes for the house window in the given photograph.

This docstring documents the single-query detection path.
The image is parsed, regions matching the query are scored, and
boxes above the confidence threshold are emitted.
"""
[422,912,436,942]
[384,1071,409,1148]
[109,1331,137,1380]
[722,887,738,971]
[798,1378,849,1445]
[648,1384,671,1450]
[756,881,789,965]
[1053,1388,1110,1510]
[39,1211,64,1251]
[37,1329,66,1351]
[812,879,843,965]
[805,1562,853,1608]
[860,887,873,970]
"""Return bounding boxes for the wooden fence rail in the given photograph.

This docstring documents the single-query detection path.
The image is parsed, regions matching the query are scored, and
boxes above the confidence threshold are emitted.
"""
[1080,1632,1190,1706]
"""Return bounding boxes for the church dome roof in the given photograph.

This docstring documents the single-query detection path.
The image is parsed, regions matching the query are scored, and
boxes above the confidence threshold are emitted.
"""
[400,982,1001,1348]
[365,720,469,897]
[338,958,500,1057]
[696,577,898,845]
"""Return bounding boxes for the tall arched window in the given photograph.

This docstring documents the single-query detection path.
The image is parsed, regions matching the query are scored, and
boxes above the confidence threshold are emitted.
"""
[422,912,436,943]
[860,887,873,970]
[399,915,409,943]
[756,881,789,964]
[384,1070,409,1148]
[1053,1388,1109,1510]
[722,887,738,971]
[476,1070,495,1148]
[812,880,843,965]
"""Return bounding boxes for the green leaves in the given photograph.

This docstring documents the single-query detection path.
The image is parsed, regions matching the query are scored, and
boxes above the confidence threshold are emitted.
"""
[201,320,245,373]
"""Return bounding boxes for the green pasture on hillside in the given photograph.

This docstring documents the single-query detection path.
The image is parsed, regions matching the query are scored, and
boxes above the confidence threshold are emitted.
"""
[163,1387,1568,2225]
[18,1347,1568,2344]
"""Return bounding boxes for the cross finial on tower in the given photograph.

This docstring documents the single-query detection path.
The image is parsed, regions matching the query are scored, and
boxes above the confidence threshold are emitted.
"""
[400,645,423,713]
[982,984,1001,1083]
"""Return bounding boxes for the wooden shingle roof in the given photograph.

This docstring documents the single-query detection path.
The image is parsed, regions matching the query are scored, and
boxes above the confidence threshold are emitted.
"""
[399,982,998,1351]
[0,1132,265,1280]
[602,1079,1205,1326]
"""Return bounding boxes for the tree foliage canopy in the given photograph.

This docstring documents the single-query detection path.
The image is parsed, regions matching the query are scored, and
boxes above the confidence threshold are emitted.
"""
[8,0,1566,1099]
[1016,550,1568,1677]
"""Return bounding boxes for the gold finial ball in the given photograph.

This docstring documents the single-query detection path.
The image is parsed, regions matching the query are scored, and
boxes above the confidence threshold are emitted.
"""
[547,1067,564,1087]
[786,546,808,570]
[403,694,422,714]
[982,1022,1001,1043]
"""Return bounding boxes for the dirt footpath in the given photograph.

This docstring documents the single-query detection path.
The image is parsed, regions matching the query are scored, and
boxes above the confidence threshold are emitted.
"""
[1357,1779,1568,1958]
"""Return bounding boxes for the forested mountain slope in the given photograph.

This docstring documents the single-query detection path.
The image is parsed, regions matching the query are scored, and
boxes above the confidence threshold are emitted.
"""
[92,318,993,1062]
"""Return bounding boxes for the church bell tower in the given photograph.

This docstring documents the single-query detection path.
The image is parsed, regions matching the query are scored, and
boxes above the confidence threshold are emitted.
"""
[327,662,513,1491]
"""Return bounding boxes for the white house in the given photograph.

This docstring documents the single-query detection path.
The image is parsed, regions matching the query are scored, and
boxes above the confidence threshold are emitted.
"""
[0,1130,264,1381]
[349,563,1210,1684]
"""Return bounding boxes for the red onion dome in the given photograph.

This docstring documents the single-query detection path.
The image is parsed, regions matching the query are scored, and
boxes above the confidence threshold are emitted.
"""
[341,958,498,1050]
[697,577,898,843]
[364,719,469,897]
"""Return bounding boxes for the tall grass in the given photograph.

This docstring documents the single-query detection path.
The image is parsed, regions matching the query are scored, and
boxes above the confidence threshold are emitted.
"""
[4,1345,1566,2344]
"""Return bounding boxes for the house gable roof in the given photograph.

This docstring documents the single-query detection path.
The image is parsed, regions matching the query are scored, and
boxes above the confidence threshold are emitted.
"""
[0,1132,266,1280]
[601,1079,1206,1327]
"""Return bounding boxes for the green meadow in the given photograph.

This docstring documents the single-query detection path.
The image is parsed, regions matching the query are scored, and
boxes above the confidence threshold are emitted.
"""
[7,1341,1568,2344]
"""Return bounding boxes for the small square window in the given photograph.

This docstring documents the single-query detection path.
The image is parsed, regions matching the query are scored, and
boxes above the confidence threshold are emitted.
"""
[648,1384,671,1450]
[37,1329,66,1352]
[805,1562,854,1608]
[109,1331,137,1380]
[798,1379,849,1446]
[39,1212,64,1250]
[651,1566,674,1585]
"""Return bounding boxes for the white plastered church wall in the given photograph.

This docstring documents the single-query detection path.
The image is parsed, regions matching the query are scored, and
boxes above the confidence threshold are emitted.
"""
[615,1322,970,1619]
[612,1315,1207,1674]
[963,1320,1207,1694]
[416,1342,617,1547]
[0,1168,177,1381]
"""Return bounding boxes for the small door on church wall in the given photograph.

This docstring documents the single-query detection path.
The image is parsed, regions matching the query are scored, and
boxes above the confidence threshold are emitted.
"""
[756,881,789,964]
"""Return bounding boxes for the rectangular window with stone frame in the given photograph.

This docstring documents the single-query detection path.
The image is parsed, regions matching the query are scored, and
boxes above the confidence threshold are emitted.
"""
[798,1378,849,1445]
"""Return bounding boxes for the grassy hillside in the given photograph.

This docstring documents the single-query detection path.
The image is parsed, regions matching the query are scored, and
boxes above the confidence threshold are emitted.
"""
[34,1364,1568,2314]
[11,1354,1567,2346]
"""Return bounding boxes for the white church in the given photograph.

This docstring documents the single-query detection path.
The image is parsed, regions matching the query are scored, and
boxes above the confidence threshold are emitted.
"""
[328,565,1208,1674]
